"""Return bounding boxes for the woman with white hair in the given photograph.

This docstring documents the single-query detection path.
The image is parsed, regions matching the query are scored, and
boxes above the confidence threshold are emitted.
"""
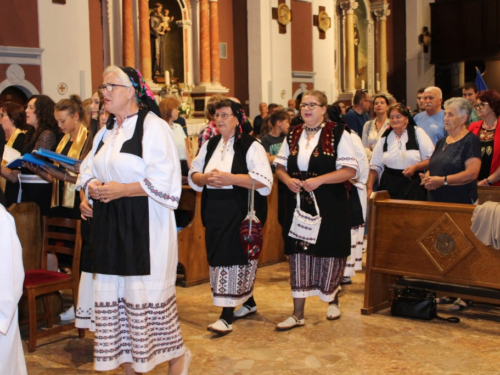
[77,66,190,374]
[421,97,481,204]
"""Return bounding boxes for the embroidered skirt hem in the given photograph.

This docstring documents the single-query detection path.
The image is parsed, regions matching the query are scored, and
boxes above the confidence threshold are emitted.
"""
[210,260,258,307]
[91,279,184,373]
[289,253,346,303]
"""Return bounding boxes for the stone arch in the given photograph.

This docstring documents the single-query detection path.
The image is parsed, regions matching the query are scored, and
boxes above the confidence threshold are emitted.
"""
[0,80,39,98]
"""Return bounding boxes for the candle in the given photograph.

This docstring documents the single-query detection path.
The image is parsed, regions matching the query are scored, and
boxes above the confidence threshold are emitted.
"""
[165,70,170,85]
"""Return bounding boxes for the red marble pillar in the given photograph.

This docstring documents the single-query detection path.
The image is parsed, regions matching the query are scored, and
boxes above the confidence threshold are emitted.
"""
[138,0,152,80]
[122,0,135,67]
[200,0,210,84]
[209,0,220,84]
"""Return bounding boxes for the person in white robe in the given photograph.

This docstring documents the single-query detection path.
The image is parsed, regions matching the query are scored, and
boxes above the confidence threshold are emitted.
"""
[0,205,28,375]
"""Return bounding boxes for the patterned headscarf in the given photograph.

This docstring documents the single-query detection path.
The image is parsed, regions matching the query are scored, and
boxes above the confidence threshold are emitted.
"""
[226,99,245,125]
[120,67,161,117]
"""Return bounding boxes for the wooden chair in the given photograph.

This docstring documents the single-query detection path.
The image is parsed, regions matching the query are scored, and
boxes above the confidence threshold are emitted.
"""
[22,217,85,352]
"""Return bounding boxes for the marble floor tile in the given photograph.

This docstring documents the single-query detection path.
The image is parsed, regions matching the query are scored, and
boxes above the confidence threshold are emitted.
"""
[23,260,500,374]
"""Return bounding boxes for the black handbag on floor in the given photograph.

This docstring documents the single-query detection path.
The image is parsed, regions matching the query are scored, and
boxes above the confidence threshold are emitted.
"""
[391,288,460,323]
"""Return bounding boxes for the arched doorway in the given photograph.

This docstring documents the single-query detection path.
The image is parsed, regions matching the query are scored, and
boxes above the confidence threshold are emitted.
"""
[0,86,29,106]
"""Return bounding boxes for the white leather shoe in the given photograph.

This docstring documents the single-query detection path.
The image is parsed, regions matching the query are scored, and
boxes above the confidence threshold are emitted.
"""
[276,315,305,331]
[327,304,341,320]
[234,304,257,319]
[207,319,233,335]
[60,306,75,320]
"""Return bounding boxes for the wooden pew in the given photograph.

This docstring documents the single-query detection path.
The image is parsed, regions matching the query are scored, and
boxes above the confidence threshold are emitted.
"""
[7,202,62,322]
[362,188,500,315]
[177,186,209,287]
[177,178,285,287]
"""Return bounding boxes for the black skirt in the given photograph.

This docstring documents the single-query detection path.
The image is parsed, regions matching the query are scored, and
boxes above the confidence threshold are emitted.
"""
[379,166,427,201]
[203,189,248,267]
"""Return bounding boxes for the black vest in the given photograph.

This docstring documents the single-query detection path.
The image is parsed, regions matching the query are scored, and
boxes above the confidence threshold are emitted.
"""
[201,133,268,227]
[382,125,419,152]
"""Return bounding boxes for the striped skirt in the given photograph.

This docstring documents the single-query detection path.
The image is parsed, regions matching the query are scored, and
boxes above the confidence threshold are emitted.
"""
[344,224,365,277]
[210,260,259,307]
[289,253,347,302]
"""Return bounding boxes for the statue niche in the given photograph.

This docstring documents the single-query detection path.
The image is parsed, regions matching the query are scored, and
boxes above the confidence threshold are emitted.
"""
[148,0,184,84]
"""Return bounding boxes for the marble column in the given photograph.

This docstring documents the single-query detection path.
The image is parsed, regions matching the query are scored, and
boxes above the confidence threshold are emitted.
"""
[138,0,152,80]
[122,0,135,67]
[209,0,220,84]
[200,0,210,84]
[373,1,391,93]
[339,0,358,94]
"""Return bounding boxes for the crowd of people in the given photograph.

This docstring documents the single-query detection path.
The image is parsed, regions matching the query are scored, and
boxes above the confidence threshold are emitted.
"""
[1,66,500,374]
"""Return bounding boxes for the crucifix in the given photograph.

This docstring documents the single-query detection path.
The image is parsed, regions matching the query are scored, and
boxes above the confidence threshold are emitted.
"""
[313,6,331,39]
[272,0,292,34]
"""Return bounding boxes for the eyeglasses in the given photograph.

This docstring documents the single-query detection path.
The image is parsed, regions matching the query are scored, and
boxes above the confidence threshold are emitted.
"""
[214,113,234,120]
[98,83,130,92]
[300,102,323,110]
[474,102,489,110]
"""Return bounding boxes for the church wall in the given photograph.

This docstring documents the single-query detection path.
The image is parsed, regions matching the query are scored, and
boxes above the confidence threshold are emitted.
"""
[89,0,105,92]
[247,1,292,118]
[38,0,93,100]
[0,0,39,48]
[232,0,250,114]
[218,0,235,97]
[0,0,42,95]
[483,61,500,92]
[291,1,313,73]
[405,0,435,110]
[386,0,406,103]
[312,0,336,102]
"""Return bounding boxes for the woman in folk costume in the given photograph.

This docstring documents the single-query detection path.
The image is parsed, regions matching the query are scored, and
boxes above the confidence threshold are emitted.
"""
[189,99,273,335]
[274,90,359,330]
[326,104,369,284]
[76,66,190,374]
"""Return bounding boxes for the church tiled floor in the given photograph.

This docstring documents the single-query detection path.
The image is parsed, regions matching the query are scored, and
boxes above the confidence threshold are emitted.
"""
[24,260,500,374]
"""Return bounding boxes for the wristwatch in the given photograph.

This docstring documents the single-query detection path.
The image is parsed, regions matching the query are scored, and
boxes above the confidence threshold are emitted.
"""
[444,176,448,186]
[486,178,493,186]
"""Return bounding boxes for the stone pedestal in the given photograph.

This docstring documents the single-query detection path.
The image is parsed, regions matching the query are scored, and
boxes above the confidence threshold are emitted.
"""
[138,0,152,80]
[373,1,391,94]
[339,0,358,95]
[200,0,210,84]
[192,0,228,115]
[122,0,135,67]
[209,0,220,84]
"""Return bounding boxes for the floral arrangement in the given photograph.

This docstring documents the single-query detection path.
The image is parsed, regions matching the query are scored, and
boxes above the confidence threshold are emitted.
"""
[179,99,192,118]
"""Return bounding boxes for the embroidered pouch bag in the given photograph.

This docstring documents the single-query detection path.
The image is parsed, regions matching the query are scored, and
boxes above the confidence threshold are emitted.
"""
[239,180,263,260]
[288,191,321,246]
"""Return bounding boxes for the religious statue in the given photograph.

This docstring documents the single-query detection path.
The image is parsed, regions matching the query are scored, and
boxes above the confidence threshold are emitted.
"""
[159,8,175,75]
[150,2,165,76]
